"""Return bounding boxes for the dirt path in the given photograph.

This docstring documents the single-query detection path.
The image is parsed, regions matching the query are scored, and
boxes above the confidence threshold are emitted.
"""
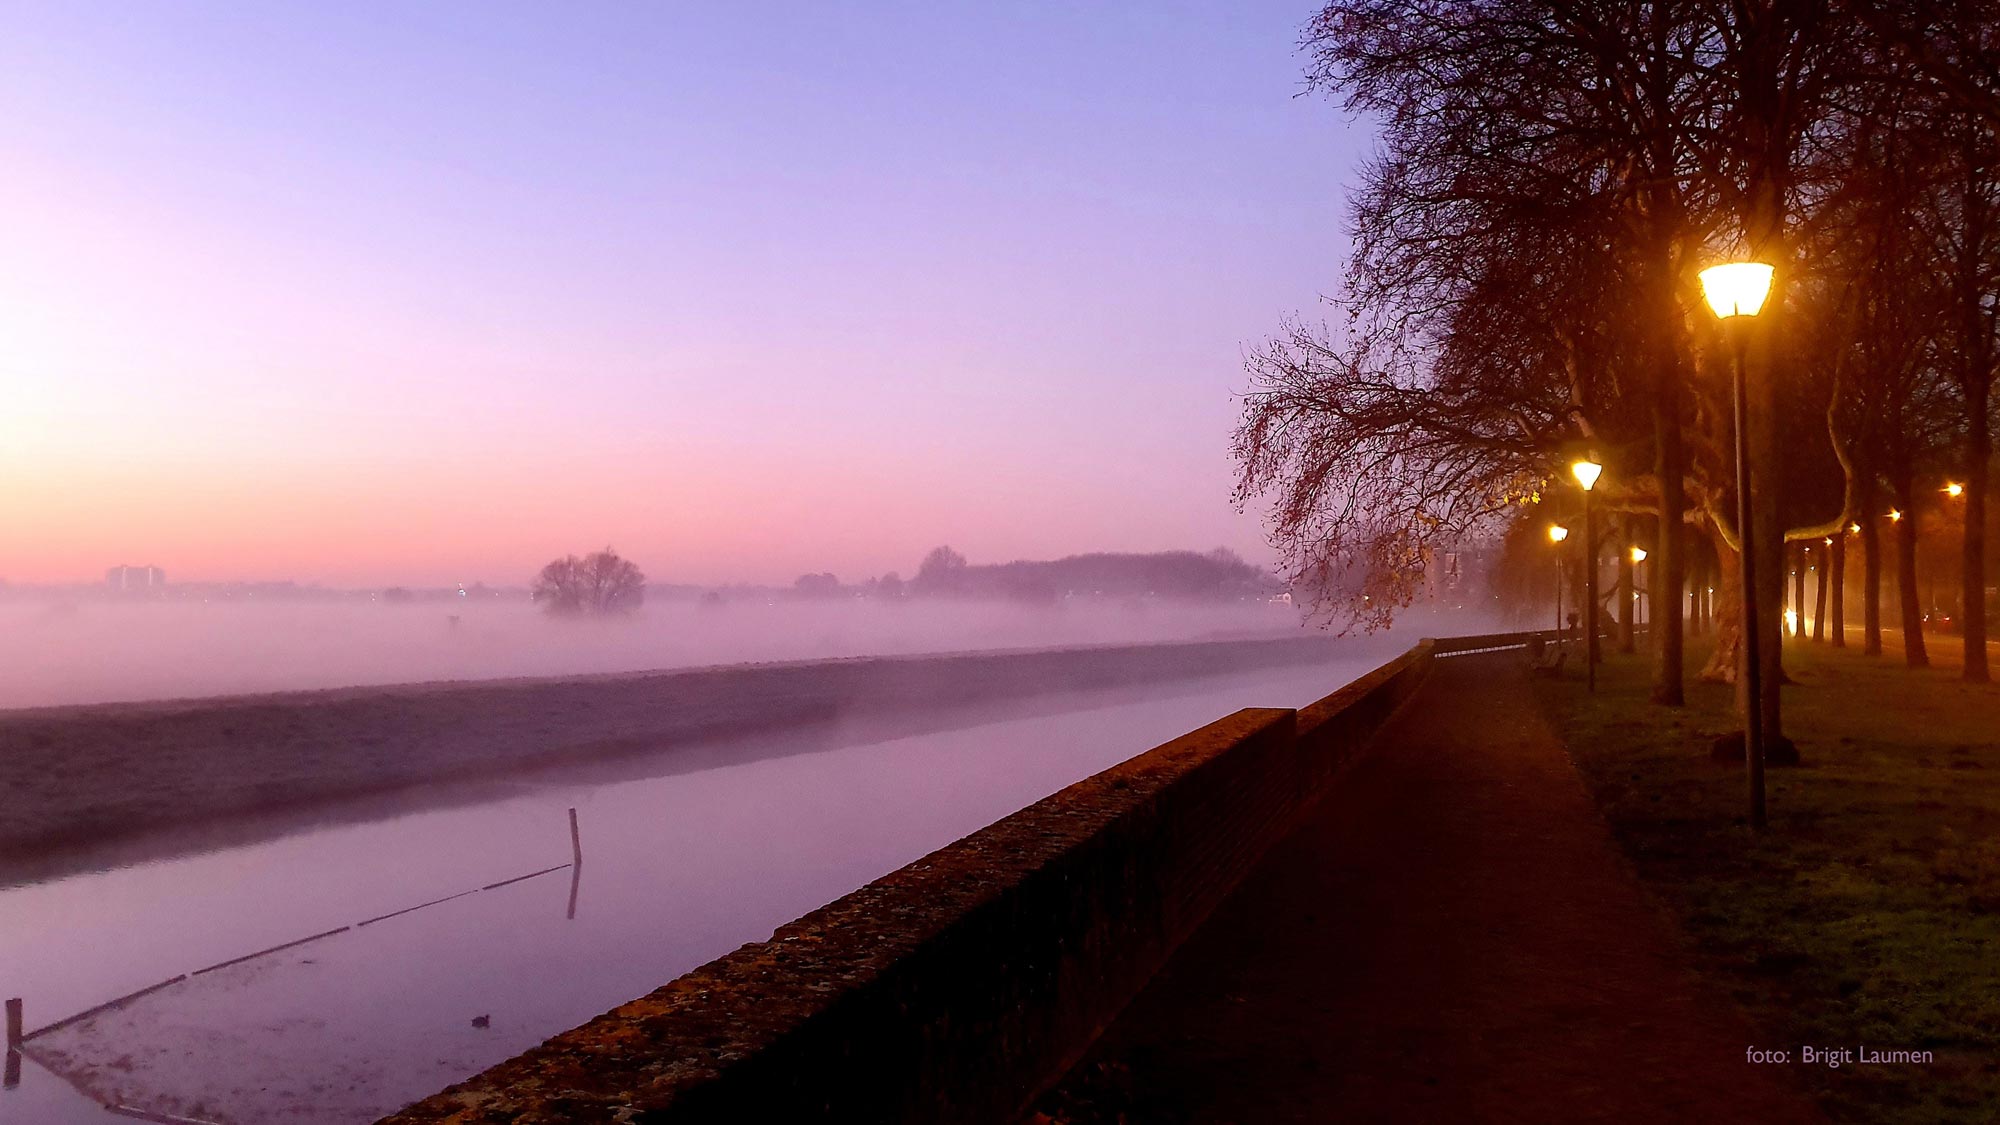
[1035,652,1821,1124]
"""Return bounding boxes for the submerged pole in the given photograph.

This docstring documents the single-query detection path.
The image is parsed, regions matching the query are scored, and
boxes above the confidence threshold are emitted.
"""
[567,808,583,922]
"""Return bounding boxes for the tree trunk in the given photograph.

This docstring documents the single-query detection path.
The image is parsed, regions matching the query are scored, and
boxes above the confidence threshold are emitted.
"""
[1964,377,1991,681]
[1861,477,1883,655]
[1894,474,1930,667]
[1956,136,1992,681]
[1812,540,1828,641]
[1700,530,1743,683]
[1829,534,1846,647]
[1652,395,1686,703]
[1800,540,1816,636]
[1752,351,1785,742]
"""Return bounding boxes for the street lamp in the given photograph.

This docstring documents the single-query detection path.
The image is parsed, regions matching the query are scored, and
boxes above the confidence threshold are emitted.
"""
[1573,458,1603,692]
[1946,482,1965,498]
[1629,546,1648,633]
[1700,258,1775,831]
[1549,524,1570,642]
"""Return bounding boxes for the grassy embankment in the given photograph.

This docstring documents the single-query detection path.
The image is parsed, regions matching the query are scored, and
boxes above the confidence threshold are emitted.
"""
[1536,635,2000,1123]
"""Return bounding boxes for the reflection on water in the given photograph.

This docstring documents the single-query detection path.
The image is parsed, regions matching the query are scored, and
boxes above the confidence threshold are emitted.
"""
[0,660,1368,1123]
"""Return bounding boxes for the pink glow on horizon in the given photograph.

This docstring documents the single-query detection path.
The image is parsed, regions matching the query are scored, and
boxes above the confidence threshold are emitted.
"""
[0,3,1362,588]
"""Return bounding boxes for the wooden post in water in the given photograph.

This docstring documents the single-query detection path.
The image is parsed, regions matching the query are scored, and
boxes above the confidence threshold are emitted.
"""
[566,808,583,922]
[3,998,18,1091]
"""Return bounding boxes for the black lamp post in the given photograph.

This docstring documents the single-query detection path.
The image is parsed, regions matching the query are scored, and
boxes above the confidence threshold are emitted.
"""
[1572,458,1603,692]
[1700,260,1776,831]
[1550,524,1570,644]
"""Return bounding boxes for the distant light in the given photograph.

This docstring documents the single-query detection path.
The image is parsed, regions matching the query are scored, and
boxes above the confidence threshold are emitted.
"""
[1824,537,1833,546]
[1571,459,1603,492]
[1946,482,1965,497]
[1784,609,1799,632]
[1549,525,1570,543]
[1848,523,1861,534]
[1629,546,1647,563]
[1889,509,1903,522]
[1699,262,1775,319]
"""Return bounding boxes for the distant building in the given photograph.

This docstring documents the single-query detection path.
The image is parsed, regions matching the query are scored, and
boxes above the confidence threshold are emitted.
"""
[106,565,166,592]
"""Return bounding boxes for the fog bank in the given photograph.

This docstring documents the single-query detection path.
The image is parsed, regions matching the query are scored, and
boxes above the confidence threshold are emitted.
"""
[3,597,1344,709]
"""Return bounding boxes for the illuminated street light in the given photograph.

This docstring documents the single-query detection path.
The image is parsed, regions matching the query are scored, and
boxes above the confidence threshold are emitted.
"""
[1889,509,1903,522]
[1549,525,1570,641]
[1572,458,1604,692]
[1699,262,1775,319]
[1946,482,1964,498]
[1849,522,1861,534]
[1630,546,1647,563]
[1699,258,1775,832]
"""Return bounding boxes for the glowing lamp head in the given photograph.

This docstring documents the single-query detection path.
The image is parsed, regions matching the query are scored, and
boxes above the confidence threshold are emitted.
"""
[1548,525,1570,543]
[1848,522,1861,534]
[1946,482,1965,497]
[1571,459,1603,492]
[1699,261,1775,319]
[1630,546,1647,563]
[1889,509,1903,523]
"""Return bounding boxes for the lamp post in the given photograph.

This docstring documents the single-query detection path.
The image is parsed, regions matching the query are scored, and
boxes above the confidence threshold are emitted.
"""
[1550,524,1570,643]
[1699,260,1775,831]
[1573,459,1604,691]
[1631,545,1649,636]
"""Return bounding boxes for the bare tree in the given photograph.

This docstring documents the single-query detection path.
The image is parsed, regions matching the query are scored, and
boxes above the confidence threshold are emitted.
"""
[532,547,646,616]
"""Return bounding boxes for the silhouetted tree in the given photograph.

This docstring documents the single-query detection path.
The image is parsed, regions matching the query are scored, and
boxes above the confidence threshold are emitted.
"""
[913,546,969,593]
[532,547,645,616]
[793,572,841,597]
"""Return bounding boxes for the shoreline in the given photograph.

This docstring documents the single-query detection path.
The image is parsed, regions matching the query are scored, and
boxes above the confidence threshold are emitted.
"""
[0,633,1375,887]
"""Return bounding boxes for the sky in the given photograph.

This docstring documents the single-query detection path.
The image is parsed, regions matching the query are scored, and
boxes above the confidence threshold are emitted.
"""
[0,2,1368,588]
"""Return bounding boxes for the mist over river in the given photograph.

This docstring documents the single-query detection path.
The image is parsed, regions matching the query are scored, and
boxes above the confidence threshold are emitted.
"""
[0,596,1325,710]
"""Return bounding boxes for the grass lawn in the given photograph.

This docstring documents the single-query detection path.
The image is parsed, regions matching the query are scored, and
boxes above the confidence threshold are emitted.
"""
[1535,636,2000,1123]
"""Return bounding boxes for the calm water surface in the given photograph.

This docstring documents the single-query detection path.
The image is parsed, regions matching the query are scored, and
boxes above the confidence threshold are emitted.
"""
[0,658,1374,1123]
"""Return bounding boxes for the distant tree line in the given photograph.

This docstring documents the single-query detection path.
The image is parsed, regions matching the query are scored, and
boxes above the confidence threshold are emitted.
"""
[786,546,1279,603]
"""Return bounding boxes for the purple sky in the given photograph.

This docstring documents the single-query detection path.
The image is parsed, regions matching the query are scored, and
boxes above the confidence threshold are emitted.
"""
[0,2,1367,587]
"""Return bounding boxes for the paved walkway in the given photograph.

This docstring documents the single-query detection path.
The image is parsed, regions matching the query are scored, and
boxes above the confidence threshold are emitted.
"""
[1034,653,1821,1124]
